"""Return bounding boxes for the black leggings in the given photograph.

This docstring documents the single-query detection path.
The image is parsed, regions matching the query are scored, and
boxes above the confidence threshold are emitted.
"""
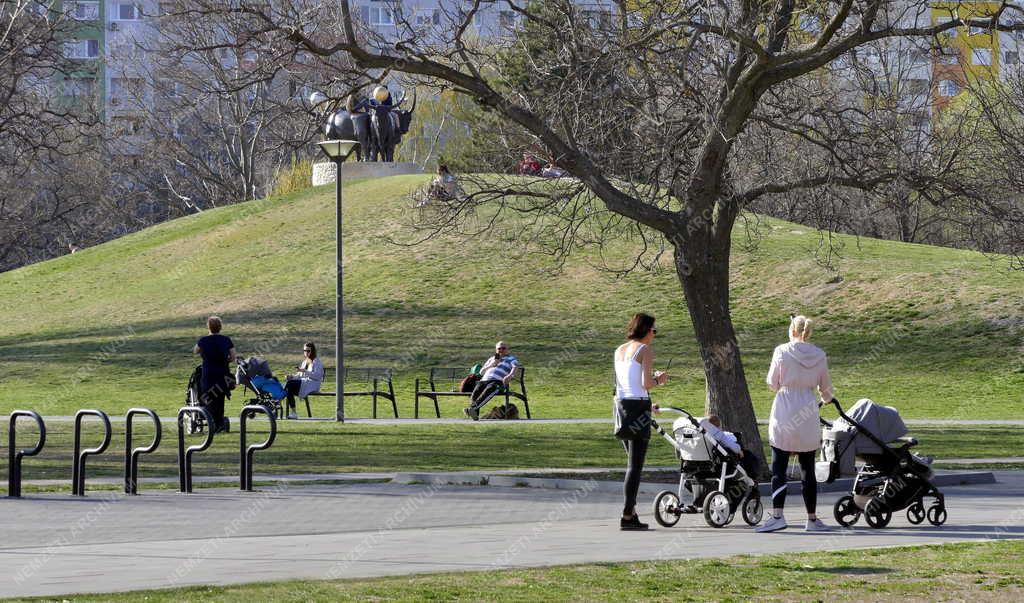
[621,437,649,516]
[284,379,301,411]
[770,446,817,513]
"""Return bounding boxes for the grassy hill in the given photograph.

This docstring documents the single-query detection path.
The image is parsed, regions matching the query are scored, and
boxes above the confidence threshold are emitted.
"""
[1,174,1022,420]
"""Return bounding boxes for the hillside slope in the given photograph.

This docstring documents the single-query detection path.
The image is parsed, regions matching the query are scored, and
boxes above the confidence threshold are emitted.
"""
[1,175,1021,419]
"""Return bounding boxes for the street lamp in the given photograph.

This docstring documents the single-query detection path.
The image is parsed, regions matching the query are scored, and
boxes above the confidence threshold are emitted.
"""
[317,138,357,422]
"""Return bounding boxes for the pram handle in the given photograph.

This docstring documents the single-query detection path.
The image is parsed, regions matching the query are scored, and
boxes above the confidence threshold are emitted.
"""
[657,406,702,427]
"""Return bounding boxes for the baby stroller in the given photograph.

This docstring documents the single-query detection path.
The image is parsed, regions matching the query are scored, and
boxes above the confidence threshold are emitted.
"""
[236,356,286,419]
[651,407,763,528]
[820,398,946,529]
[183,365,208,434]
[183,365,234,434]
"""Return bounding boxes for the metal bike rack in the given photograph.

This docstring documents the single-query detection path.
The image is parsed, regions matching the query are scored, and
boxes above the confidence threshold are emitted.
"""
[72,409,112,496]
[124,408,162,495]
[239,405,277,491]
[8,410,46,498]
[177,406,214,493]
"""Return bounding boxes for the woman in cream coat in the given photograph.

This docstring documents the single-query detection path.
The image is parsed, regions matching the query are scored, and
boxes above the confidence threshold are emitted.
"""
[756,315,834,533]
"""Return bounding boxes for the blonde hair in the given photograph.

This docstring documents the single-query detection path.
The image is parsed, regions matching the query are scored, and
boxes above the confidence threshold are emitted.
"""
[790,315,813,341]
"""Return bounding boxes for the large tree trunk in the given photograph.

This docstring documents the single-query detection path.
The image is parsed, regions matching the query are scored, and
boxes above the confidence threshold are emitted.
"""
[673,233,766,471]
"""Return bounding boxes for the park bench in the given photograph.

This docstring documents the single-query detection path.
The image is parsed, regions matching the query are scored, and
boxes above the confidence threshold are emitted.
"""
[414,366,531,419]
[303,367,399,418]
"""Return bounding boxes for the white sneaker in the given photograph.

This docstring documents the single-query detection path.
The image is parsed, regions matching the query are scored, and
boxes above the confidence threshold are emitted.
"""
[805,518,834,532]
[755,515,787,533]
[287,411,298,420]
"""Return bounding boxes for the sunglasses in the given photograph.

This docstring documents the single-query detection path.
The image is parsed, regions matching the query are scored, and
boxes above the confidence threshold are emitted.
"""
[652,329,658,335]
[303,349,312,353]
[497,347,507,351]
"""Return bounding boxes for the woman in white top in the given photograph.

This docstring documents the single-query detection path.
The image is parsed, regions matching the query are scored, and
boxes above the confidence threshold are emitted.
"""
[756,315,835,533]
[614,312,668,531]
[284,342,325,419]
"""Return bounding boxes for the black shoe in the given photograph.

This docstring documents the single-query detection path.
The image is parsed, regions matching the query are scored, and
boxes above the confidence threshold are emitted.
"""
[680,505,699,514]
[463,406,479,421]
[620,515,649,531]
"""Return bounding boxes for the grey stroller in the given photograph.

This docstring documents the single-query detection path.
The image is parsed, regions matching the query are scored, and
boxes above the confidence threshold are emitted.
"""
[819,398,945,528]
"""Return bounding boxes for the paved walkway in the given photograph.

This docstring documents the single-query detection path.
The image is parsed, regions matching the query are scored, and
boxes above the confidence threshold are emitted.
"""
[1,471,1021,598]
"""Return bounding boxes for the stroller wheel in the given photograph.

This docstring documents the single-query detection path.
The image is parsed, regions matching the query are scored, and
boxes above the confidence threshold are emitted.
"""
[906,501,926,525]
[864,498,892,529]
[653,490,681,528]
[742,493,764,526]
[703,492,732,528]
[834,495,861,527]
[926,503,947,526]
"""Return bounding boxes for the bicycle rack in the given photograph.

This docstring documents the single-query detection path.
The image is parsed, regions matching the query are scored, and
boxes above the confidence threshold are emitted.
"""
[239,405,277,491]
[124,408,162,495]
[177,406,214,493]
[8,410,46,498]
[72,410,112,496]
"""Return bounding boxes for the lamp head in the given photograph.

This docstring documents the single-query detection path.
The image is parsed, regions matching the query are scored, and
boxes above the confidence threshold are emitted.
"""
[318,139,358,160]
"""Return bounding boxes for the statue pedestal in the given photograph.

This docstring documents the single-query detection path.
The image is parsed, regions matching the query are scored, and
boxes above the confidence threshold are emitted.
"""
[312,161,423,186]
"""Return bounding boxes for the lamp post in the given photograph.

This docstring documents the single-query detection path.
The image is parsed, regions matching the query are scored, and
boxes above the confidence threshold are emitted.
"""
[317,139,357,422]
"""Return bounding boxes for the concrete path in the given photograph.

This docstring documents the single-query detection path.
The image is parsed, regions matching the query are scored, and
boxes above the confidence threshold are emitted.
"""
[1,471,1021,599]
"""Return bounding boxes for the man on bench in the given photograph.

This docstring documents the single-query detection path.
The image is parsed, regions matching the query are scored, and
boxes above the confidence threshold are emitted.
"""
[464,341,519,421]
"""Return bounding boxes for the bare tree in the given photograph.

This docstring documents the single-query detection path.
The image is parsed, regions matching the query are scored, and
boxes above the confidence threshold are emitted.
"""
[176,0,1024,461]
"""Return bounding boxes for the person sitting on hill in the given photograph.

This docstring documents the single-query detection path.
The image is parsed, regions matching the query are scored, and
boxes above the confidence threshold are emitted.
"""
[518,153,542,176]
[428,165,459,200]
[464,341,519,421]
[541,163,566,178]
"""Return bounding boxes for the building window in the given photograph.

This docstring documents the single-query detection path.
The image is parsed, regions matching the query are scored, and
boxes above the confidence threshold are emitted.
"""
[799,15,820,33]
[116,2,140,20]
[937,79,959,97]
[64,77,96,98]
[935,17,957,38]
[934,46,959,64]
[110,77,142,104]
[368,6,393,26]
[69,1,100,20]
[111,116,143,135]
[499,10,517,29]
[972,48,993,66]
[65,39,100,59]
[414,8,441,26]
[1005,51,1020,65]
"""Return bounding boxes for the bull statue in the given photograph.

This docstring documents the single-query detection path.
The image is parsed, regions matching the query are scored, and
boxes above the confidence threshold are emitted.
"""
[324,86,416,162]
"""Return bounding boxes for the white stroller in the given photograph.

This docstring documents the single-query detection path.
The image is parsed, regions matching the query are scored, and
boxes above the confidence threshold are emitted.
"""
[651,407,763,528]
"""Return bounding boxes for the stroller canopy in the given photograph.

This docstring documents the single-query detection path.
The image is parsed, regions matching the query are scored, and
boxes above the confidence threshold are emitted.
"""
[836,398,908,453]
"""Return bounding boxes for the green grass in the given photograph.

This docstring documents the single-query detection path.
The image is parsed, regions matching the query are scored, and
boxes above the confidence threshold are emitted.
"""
[1,421,1019,488]
[1,175,1022,420]
[9,540,1023,602]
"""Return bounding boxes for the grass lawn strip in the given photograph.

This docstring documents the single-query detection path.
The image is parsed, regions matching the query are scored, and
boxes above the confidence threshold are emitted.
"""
[8,540,1022,602]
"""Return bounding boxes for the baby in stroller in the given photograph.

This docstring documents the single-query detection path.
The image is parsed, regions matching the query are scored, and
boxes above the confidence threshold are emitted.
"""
[651,406,763,529]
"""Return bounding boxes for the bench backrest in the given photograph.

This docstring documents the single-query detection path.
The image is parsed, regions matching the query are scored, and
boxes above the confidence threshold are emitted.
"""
[429,366,524,391]
[323,367,394,385]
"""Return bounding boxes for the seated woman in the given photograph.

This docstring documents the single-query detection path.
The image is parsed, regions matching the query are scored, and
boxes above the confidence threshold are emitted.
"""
[284,342,325,419]
[428,165,458,200]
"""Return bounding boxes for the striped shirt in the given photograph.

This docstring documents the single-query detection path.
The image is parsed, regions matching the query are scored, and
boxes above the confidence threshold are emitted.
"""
[482,355,519,382]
